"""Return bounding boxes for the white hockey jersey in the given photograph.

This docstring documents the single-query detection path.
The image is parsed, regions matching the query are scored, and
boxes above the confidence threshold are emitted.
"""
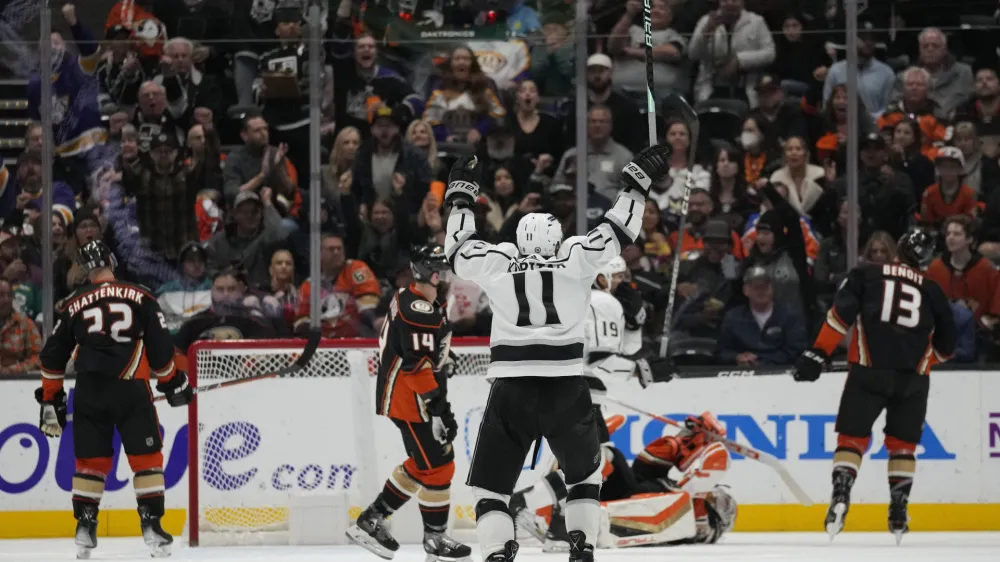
[584,290,644,402]
[444,189,645,379]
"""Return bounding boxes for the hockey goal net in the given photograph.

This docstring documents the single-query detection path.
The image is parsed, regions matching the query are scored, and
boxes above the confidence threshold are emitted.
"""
[185,337,497,546]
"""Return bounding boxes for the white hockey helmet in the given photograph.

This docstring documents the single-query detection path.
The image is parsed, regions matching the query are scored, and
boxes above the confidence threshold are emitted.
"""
[596,256,628,291]
[517,212,563,257]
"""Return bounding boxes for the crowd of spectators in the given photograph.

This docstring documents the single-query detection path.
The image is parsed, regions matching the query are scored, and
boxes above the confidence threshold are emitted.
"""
[4,0,1000,374]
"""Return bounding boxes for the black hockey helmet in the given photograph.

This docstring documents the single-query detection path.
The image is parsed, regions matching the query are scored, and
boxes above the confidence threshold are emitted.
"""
[897,229,934,267]
[411,244,450,283]
[78,240,117,275]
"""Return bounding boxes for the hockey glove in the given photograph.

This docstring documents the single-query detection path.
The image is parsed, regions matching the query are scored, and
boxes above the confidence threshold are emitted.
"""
[614,282,646,330]
[35,387,67,438]
[621,144,672,197]
[635,356,676,388]
[445,156,480,209]
[792,348,826,382]
[156,371,194,407]
[427,398,458,444]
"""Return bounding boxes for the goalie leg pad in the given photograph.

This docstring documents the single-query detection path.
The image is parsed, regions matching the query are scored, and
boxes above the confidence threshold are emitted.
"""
[602,491,698,548]
[474,488,515,560]
[676,442,730,494]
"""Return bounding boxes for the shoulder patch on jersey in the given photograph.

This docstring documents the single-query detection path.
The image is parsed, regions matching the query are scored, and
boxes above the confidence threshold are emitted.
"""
[410,300,434,314]
[353,269,368,283]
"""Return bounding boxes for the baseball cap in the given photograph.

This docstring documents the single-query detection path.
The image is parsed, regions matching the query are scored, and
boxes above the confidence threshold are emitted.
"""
[549,183,574,195]
[587,53,613,69]
[743,265,772,284]
[703,219,732,244]
[149,132,179,151]
[179,241,208,263]
[859,132,887,151]
[755,73,781,91]
[935,146,966,168]
[233,190,263,208]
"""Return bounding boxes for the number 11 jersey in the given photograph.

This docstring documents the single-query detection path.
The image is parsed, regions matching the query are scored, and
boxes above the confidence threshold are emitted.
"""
[812,263,956,374]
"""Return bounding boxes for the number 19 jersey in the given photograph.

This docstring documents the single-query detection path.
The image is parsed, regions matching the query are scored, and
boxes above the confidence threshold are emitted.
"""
[813,263,956,374]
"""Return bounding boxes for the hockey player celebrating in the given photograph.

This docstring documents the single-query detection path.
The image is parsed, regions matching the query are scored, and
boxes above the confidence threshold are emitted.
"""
[347,244,472,562]
[512,413,735,549]
[37,240,192,559]
[792,229,956,544]
[443,145,672,562]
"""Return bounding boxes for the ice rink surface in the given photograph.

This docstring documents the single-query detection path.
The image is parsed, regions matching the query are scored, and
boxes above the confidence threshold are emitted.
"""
[2,533,999,562]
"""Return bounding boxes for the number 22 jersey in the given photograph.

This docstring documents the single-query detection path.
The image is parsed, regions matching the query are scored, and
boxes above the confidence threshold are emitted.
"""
[812,263,956,374]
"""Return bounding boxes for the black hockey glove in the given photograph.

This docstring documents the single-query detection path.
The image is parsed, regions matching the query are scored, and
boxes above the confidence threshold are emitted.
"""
[445,156,480,210]
[621,144,672,197]
[427,398,458,444]
[614,282,647,330]
[635,356,676,388]
[792,348,826,382]
[156,371,194,407]
[35,387,67,438]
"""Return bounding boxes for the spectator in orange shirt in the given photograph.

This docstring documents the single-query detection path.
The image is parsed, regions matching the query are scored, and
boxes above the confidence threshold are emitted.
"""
[295,234,381,338]
[669,188,745,262]
[925,215,1000,323]
[920,147,978,229]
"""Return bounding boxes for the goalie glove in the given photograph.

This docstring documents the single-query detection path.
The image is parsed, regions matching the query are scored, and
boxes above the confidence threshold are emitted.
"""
[445,156,480,209]
[427,397,458,444]
[792,348,826,382]
[634,356,676,388]
[621,144,672,197]
[35,387,67,438]
[156,371,194,407]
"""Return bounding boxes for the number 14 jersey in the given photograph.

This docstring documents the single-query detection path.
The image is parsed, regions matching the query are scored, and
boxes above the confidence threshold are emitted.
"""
[812,263,956,374]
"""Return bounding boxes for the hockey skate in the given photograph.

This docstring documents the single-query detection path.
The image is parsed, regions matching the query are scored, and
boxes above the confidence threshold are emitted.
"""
[508,490,544,542]
[824,468,855,540]
[540,504,571,552]
[567,530,595,562]
[485,540,519,561]
[423,531,472,562]
[888,492,910,545]
[346,506,400,560]
[74,505,98,560]
[138,506,172,558]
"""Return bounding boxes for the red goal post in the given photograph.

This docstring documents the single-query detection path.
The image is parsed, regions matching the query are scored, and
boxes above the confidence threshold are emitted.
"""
[185,337,492,546]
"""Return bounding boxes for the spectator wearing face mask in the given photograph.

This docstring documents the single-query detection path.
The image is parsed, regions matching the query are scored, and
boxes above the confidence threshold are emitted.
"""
[738,115,779,183]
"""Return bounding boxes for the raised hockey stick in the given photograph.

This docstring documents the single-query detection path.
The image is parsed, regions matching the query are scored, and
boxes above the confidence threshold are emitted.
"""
[153,329,322,403]
[643,0,657,150]
[657,94,700,358]
[604,396,814,506]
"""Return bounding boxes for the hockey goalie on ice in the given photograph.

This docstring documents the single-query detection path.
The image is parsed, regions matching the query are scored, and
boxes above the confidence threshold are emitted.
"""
[506,262,737,550]
[509,413,736,549]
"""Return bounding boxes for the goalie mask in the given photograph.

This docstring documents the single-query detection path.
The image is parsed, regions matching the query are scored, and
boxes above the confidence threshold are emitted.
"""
[516,212,562,257]
[595,256,628,291]
[681,411,724,448]
[411,244,450,284]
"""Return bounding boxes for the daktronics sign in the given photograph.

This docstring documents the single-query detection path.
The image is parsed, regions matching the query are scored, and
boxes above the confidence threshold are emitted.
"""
[605,413,956,461]
[0,389,356,496]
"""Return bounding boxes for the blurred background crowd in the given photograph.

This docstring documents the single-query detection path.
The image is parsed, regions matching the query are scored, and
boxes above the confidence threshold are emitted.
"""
[1,0,1000,375]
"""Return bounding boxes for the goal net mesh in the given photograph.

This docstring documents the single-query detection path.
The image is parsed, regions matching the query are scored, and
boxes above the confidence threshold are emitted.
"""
[188,340,493,545]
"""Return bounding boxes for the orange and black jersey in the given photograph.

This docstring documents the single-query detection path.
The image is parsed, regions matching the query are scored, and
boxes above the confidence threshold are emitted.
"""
[813,264,956,374]
[40,281,178,401]
[375,285,451,423]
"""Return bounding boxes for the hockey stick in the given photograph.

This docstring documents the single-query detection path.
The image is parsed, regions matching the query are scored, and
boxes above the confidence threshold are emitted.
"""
[657,94,700,358]
[153,329,322,403]
[643,0,657,150]
[604,396,814,506]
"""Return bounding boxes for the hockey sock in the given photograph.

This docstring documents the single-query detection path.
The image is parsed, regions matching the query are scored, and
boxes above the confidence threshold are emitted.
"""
[473,491,514,560]
[417,486,451,534]
[885,436,916,502]
[564,482,601,544]
[72,472,105,520]
[833,434,870,481]
[375,465,420,516]
[134,469,166,517]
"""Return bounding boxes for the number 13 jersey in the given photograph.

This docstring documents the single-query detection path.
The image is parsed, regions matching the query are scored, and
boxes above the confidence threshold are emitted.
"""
[812,263,956,374]
[444,190,645,379]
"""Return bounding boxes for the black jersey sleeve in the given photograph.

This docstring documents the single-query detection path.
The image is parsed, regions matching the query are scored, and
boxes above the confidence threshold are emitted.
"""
[142,295,178,381]
[39,305,75,401]
[813,267,864,355]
